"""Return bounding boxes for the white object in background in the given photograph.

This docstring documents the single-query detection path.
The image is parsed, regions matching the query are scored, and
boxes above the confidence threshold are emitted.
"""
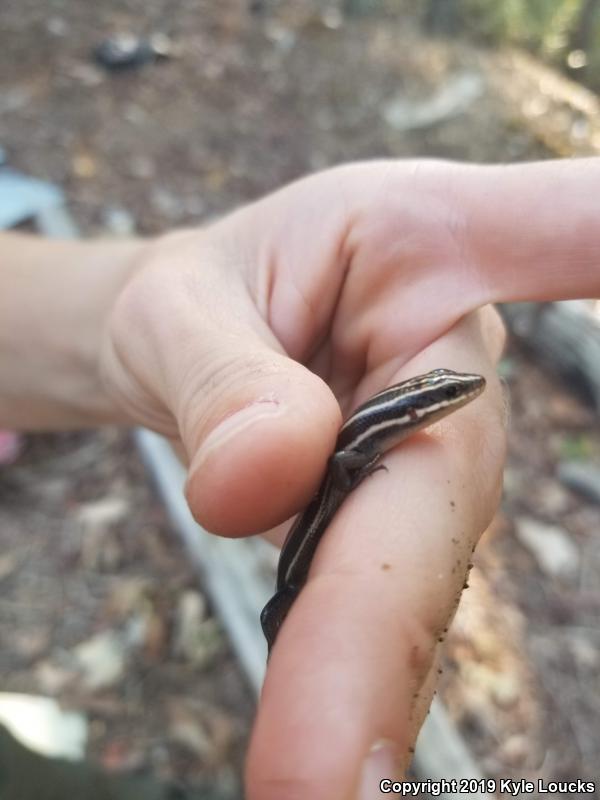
[0,168,64,229]
[383,72,484,132]
[0,693,87,760]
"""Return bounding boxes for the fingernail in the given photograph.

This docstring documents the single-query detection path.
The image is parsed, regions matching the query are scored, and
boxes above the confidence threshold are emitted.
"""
[191,396,281,470]
[357,739,399,800]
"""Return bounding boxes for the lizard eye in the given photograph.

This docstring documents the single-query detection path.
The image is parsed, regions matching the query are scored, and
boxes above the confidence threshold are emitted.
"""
[445,385,459,399]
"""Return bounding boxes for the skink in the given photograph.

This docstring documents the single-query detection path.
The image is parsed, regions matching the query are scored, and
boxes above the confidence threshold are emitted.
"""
[260,368,486,654]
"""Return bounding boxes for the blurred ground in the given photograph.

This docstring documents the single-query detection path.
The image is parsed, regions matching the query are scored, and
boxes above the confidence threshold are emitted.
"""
[0,431,252,798]
[1,0,599,793]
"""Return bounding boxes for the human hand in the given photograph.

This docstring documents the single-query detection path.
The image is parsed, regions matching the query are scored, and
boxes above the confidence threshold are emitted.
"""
[101,160,507,798]
[101,160,576,798]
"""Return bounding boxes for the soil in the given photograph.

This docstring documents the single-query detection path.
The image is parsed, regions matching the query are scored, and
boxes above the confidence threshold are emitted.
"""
[1,0,599,794]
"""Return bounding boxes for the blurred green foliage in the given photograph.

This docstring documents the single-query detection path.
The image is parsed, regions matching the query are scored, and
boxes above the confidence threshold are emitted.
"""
[558,432,596,461]
[460,0,580,48]
[420,0,600,90]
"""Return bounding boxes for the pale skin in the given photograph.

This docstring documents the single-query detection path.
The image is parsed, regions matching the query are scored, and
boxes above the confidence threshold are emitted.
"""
[1,158,599,799]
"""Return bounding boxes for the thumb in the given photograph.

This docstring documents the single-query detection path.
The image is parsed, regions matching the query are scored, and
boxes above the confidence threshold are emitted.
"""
[182,340,340,537]
[102,231,341,538]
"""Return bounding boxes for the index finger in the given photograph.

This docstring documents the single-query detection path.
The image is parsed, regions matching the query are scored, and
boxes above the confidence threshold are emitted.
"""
[246,308,507,800]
